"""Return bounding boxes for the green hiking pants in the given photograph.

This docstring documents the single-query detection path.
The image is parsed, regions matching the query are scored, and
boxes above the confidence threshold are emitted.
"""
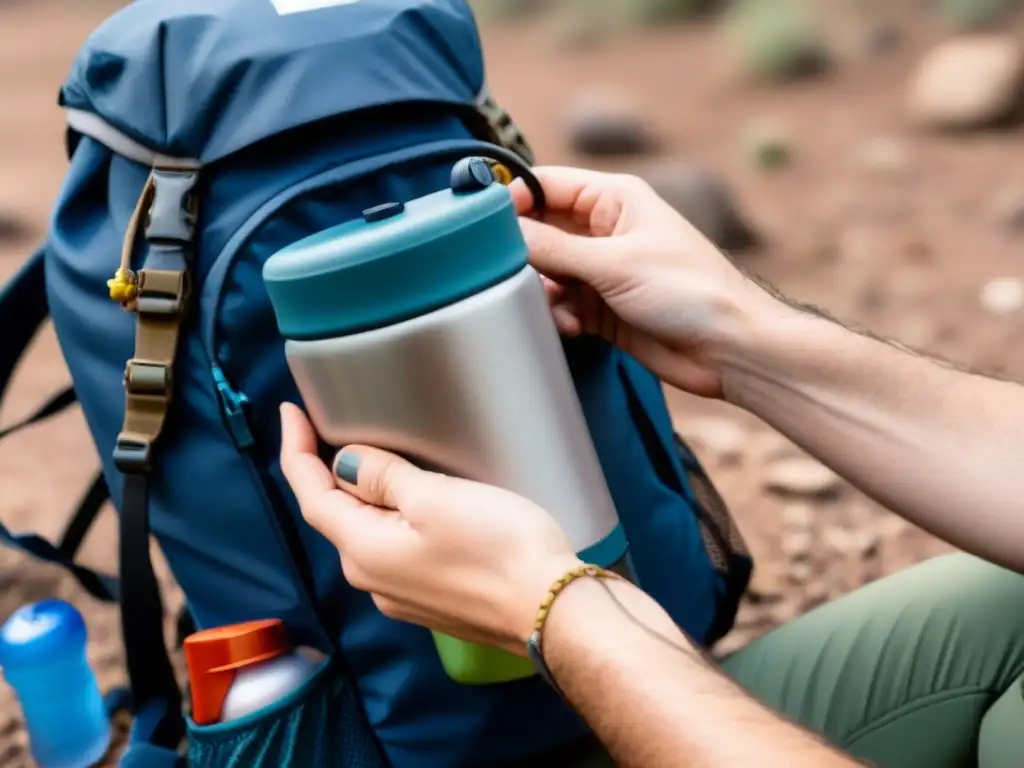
[573,553,1024,767]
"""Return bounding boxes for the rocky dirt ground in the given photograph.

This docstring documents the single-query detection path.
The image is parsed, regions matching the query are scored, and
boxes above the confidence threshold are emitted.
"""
[2,0,1024,764]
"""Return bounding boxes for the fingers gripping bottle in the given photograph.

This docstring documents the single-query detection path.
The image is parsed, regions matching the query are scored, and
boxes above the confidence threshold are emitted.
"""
[0,601,111,768]
[263,158,631,685]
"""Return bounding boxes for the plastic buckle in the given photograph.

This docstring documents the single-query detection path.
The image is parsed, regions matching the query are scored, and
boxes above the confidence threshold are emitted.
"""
[145,169,199,245]
[135,266,190,317]
[124,361,171,397]
[113,437,152,474]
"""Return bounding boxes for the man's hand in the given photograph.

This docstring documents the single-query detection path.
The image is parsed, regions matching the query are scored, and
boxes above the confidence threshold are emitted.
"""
[509,167,781,399]
[278,403,581,654]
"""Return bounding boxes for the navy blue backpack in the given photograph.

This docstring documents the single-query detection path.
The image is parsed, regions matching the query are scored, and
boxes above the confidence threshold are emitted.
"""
[0,1,752,765]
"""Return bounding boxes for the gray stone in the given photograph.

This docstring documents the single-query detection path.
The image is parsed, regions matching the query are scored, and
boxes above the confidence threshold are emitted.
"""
[643,163,760,252]
[567,96,659,157]
[0,211,30,242]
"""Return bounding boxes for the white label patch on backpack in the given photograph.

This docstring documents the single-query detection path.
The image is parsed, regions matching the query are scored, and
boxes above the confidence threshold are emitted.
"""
[270,0,361,15]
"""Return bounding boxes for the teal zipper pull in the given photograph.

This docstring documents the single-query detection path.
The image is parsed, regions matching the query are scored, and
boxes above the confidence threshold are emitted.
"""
[212,365,254,449]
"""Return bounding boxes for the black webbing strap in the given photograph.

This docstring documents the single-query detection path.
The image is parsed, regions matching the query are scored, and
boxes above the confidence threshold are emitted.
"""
[0,386,76,440]
[119,472,183,748]
[0,384,118,602]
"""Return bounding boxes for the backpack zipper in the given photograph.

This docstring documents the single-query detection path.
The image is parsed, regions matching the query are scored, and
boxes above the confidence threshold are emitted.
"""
[212,364,254,449]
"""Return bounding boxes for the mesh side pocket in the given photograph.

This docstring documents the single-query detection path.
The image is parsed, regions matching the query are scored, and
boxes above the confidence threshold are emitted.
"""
[675,434,753,645]
[186,659,383,768]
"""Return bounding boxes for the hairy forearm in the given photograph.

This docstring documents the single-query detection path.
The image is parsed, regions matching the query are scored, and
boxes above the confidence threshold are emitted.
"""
[543,578,858,768]
[720,298,1024,571]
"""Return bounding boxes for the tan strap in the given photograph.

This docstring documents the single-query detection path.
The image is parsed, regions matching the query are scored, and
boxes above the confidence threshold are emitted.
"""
[113,169,198,471]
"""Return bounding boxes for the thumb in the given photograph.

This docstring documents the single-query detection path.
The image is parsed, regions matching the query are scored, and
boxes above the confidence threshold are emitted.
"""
[518,217,616,287]
[332,446,426,511]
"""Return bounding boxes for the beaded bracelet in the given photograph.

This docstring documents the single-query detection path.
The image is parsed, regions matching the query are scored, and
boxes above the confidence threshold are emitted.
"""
[526,563,620,696]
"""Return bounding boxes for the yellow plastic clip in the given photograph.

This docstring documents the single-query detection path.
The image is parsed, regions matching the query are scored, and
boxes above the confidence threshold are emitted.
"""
[107,268,138,306]
[486,161,513,186]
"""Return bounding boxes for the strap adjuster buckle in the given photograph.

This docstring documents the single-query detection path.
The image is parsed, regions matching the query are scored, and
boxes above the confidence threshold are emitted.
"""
[123,361,171,397]
[113,436,152,473]
[135,267,189,317]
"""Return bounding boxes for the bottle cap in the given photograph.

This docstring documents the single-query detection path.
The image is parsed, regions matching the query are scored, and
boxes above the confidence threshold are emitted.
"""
[0,600,87,668]
[263,169,528,342]
[184,619,292,725]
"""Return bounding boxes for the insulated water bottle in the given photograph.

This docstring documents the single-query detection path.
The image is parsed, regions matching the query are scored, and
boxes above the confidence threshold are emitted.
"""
[0,600,110,768]
[263,157,631,685]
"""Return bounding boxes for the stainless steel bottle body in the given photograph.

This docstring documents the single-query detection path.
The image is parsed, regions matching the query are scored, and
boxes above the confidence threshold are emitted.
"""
[285,265,622,554]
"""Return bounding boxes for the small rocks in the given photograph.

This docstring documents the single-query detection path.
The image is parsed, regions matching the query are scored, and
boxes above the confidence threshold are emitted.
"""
[0,211,31,242]
[788,561,813,585]
[782,503,815,532]
[643,163,760,252]
[747,563,786,603]
[781,528,814,560]
[566,93,659,158]
[764,457,842,499]
[823,526,880,559]
[987,186,1024,232]
[854,137,910,177]
[908,35,1024,130]
[980,277,1024,314]
[681,418,747,465]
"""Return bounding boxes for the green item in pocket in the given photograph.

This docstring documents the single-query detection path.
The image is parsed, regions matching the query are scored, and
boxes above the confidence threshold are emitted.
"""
[432,631,535,684]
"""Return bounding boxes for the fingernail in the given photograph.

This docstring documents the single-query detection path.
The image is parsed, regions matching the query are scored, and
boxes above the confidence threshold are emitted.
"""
[334,453,360,485]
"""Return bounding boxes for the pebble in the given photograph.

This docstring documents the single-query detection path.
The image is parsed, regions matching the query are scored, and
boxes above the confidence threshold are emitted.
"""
[782,503,815,532]
[764,457,842,499]
[781,528,815,560]
[823,526,880,558]
[747,564,785,603]
[987,186,1024,232]
[980,277,1024,314]
[854,137,910,176]
[908,35,1024,130]
[643,163,760,253]
[566,92,659,157]
[682,418,747,465]
[788,561,813,585]
[0,211,31,242]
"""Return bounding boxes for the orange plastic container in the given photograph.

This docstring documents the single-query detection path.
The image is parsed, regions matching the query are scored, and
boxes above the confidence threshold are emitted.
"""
[183,619,294,725]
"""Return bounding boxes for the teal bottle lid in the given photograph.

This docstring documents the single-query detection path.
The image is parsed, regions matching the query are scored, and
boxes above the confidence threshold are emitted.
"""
[263,182,528,340]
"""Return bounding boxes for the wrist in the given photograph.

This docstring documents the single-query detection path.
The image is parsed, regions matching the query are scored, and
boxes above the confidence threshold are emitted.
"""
[711,281,825,408]
[506,554,584,647]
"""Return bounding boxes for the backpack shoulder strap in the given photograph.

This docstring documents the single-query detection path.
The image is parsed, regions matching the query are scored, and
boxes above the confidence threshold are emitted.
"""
[0,248,118,602]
